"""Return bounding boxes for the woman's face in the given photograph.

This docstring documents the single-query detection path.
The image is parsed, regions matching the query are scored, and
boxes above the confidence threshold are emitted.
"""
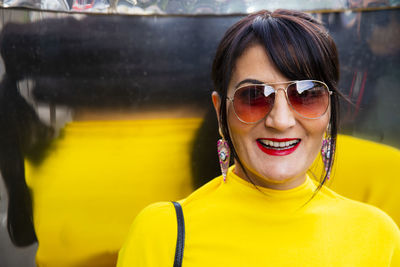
[212,44,330,190]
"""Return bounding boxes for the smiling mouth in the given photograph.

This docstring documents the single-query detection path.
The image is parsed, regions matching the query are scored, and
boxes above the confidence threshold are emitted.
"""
[256,138,301,156]
[257,139,301,150]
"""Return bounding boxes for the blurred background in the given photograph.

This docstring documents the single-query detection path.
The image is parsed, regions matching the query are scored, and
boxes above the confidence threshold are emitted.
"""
[0,0,399,266]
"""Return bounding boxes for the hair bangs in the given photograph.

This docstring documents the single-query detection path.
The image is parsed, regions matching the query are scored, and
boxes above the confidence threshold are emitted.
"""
[251,14,330,84]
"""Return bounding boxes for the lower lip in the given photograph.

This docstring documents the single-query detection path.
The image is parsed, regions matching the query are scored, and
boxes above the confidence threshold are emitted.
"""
[256,140,300,156]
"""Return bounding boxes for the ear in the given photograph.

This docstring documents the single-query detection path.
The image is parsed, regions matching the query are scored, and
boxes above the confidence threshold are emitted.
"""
[211,91,221,125]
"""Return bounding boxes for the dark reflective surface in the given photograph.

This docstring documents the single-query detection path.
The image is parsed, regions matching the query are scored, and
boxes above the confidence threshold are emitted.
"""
[0,7,399,266]
[3,10,400,147]
[3,10,397,146]
[325,10,400,147]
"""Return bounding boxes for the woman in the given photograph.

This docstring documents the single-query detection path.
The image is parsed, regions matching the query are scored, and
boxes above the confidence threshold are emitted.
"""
[117,9,400,266]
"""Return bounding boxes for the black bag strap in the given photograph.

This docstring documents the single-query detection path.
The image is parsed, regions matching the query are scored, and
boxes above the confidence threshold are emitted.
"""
[172,201,185,267]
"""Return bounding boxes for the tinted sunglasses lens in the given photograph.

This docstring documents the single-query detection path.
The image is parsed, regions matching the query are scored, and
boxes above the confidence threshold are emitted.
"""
[233,85,274,123]
[287,80,330,118]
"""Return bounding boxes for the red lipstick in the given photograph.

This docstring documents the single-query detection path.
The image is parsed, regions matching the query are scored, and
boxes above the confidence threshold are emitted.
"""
[256,138,300,156]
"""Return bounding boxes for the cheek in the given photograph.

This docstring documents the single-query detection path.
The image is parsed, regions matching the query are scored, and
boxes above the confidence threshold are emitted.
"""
[312,106,330,132]
[305,115,330,148]
[314,119,329,136]
[226,105,251,149]
[320,113,330,136]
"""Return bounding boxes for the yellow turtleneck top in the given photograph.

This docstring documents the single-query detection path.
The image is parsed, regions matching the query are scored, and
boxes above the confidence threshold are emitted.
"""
[117,166,400,266]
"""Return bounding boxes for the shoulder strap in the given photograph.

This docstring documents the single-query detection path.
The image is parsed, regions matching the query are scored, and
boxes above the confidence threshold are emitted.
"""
[172,201,185,267]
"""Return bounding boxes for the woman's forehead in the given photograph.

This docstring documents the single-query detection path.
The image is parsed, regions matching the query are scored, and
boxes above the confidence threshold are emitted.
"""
[228,44,288,93]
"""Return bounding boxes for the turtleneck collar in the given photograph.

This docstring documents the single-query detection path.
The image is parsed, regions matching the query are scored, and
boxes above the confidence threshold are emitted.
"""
[220,166,318,212]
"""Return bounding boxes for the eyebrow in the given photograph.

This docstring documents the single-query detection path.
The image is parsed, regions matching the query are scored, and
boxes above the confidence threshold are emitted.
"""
[235,79,264,88]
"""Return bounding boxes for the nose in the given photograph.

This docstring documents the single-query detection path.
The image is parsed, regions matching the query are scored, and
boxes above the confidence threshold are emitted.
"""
[264,89,296,131]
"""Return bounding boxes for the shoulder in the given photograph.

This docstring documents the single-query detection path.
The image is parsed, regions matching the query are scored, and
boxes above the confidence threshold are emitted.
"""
[321,185,400,237]
[349,202,400,264]
[117,177,223,266]
[135,201,177,223]
[125,201,178,243]
[181,176,223,206]
[351,200,400,239]
[117,202,178,267]
[318,185,400,263]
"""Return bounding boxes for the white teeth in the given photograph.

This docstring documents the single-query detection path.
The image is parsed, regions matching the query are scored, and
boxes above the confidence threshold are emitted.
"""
[258,139,300,150]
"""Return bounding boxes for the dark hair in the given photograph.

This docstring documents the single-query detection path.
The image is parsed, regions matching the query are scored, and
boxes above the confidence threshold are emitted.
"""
[211,9,340,190]
[0,75,53,246]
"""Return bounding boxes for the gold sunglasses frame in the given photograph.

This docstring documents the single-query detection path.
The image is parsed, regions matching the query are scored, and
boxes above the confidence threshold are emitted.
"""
[227,80,333,124]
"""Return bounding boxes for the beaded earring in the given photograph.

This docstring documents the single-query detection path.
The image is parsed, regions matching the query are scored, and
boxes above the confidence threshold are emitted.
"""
[321,136,334,180]
[217,138,230,182]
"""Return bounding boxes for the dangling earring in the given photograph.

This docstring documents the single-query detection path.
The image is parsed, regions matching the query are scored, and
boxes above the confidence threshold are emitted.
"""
[217,138,230,182]
[321,136,334,180]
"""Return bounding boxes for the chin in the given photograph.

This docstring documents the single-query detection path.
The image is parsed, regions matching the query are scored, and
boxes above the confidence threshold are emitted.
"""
[261,173,295,184]
[252,166,306,186]
[258,166,299,180]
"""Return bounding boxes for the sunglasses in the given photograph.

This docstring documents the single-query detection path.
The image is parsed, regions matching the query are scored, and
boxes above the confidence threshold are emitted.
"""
[227,80,332,124]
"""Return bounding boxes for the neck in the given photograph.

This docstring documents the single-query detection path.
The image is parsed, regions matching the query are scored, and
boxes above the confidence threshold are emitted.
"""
[233,163,307,190]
